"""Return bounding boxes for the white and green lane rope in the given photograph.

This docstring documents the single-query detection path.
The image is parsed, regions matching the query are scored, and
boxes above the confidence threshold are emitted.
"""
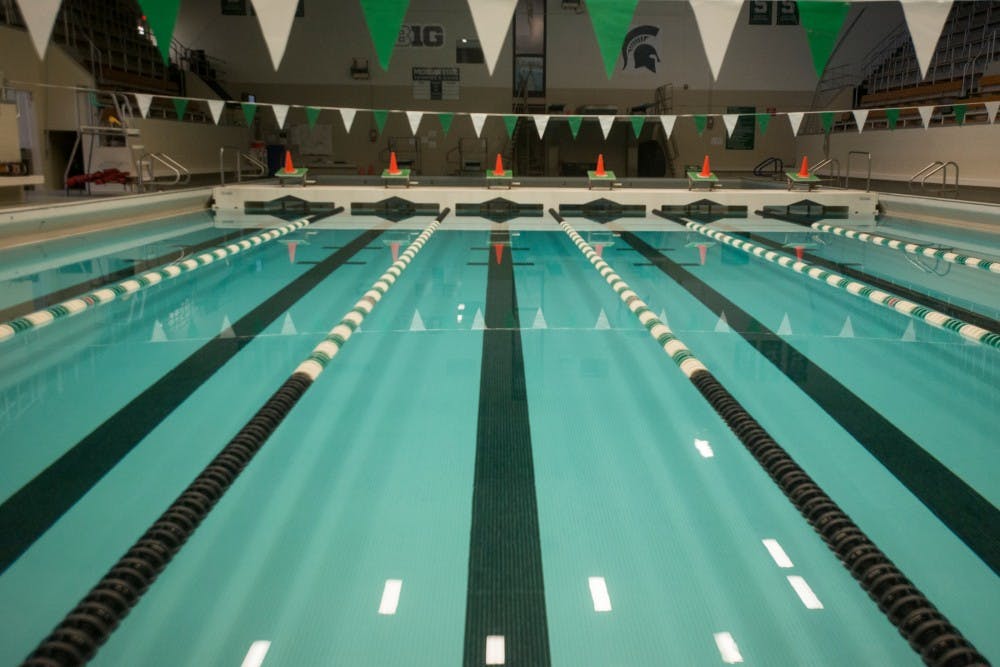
[812,222,1000,274]
[553,215,708,378]
[294,213,446,381]
[685,219,1000,350]
[0,217,314,344]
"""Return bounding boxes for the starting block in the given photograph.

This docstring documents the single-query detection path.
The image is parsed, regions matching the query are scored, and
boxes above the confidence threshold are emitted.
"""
[486,169,513,189]
[275,167,308,186]
[686,170,719,191]
[381,168,411,188]
[587,169,616,190]
[785,170,821,191]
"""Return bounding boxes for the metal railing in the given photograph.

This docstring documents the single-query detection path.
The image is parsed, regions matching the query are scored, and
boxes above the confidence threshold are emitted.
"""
[137,152,190,191]
[219,146,267,185]
[908,160,959,197]
[845,151,872,192]
[753,157,784,178]
[810,158,841,185]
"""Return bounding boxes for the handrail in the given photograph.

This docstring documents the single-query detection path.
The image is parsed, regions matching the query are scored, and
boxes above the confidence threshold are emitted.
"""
[921,160,959,196]
[753,156,784,177]
[220,146,266,184]
[908,161,943,191]
[138,152,189,190]
[845,151,872,191]
[810,158,841,185]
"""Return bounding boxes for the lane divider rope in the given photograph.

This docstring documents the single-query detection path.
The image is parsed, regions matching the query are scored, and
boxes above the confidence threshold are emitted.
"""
[548,209,987,667]
[0,214,330,345]
[682,218,1000,350]
[20,209,449,667]
[812,222,1000,274]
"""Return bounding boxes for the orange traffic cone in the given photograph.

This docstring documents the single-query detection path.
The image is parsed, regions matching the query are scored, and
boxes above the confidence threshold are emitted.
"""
[283,150,295,174]
[798,156,810,178]
[388,151,400,175]
[595,154,606,176]
[699,155,712,178]
[493,154,505,176]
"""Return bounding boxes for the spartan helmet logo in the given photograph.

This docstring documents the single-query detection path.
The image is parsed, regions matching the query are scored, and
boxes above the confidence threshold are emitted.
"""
[622,25,660,73]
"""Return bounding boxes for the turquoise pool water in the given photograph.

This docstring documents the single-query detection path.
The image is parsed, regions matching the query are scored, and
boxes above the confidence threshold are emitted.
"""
[0,209,997,666]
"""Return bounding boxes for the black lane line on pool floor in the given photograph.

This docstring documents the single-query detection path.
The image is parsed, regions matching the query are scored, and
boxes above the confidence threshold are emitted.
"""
[621,231,1000,576]
[0,227,382,575]
[0,229,249,323]
[463,230,551,667]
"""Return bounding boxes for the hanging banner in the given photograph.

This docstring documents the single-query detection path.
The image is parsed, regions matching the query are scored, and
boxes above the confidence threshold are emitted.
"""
[533,115,549,139]
[173,98,188,120]
[359,0,411,70]
[787,111,804,136]
[630,116,645,138]
[953,104,967,125]
[620,25,661,74]
[598,115,615,139]
[412,67,460,100]
[585,0,640,79]
[305,106,321,130]
[272,103,290,129]
[659,115,676,138]
[693,115,707,136]
[797,1,850,78]
[756,113,771,136]
[406,111,423,135]
[470,112,488,137]
[918,105,933,128]
[689,0,743,81]
[821,111,835,134]
[340,108,357,132]
[373,109,389,135]
[207,99,226,125]
[725,107,755,149]
[439,112,454,135]
[886,108,900,130]
[852,109,869,133]
[249,0,300,71]
[135,93,153,119]
[138,0,182,63]
[901,1,954,79]
[567,116,583,139]
[985,101,999,125]
[15,0,62,60]
[721,114,739,138]
[466,0,518,76]
[503,115,517,138]
[242,102,258,126]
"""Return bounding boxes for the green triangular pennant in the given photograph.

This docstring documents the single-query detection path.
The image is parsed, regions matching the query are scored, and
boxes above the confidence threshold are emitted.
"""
[438,113,454,136]
[821,111,834,134]
[359,0,410,70]
[138,0,182,63]
[585,0,640,79]
[630,115,645,138]
[886,108,900,130]
[567,116,583,139]
[797,1,851,78]
[503,115,518,138]
[953,104,967,125]
[173,98,188,120]
[694,115,707,136]
[373,109,389,135]
[305,107,321,130]
[242,103,257,127]
[757,113,771,136]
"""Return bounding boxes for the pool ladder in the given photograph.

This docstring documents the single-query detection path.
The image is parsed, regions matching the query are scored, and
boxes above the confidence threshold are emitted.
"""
[908,160,959,197]
[219,146,267,185]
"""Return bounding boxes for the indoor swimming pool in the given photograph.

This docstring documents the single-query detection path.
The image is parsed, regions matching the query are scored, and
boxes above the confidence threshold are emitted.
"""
[0,206,997,666]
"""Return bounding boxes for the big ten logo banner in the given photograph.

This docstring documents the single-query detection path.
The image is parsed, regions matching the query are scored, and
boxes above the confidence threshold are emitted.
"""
[397,25,445,47]
[620,25,661,74]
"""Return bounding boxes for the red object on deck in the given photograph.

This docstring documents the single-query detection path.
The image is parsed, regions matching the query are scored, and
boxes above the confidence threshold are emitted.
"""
[283,150,295,173]
[699,155,712,178]
[798,156,810,178]
[493,154,505,176]
[388,152,400,175]
[595,154,606,177]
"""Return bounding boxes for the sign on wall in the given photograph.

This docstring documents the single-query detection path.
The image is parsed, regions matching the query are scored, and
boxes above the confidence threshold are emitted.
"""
[726,106,756,150]
[397,25,445,48]
[777,1,800,26]
[221,0,246,15]
[413,67,460,100]
[620,25,661,73]
[749,2,773,25]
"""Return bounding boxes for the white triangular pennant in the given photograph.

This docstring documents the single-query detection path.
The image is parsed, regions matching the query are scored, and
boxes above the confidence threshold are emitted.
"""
[722,114,739,138]
[901,320,916,342]
[340,108,357,133]
[787,112,804,136]
[985,101,999,124]
[688,0,743,81]
[659,115,676,138]
[466,0,518,76]
[409,310,426,331]
[220,315,235,338]
[900,1,954,79]
[595,309,611,330]
[852,109,869,133]
[777,313,793,336]
[472,308,486,330]
[16,0,62,60]
[470,113,488,138]
[207,99,226,125]
[918,105,934,128]
[533,308,547,329]
[406,111,423,135]
[714,312,730,333]
[838,316,854,338]
[272,104,290,129]
[598,115,615,139]
[135,94,153,119]
[281,313,297,335]
[533,115,549,139]
[151,320,167,342]
[250,0,300,70]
